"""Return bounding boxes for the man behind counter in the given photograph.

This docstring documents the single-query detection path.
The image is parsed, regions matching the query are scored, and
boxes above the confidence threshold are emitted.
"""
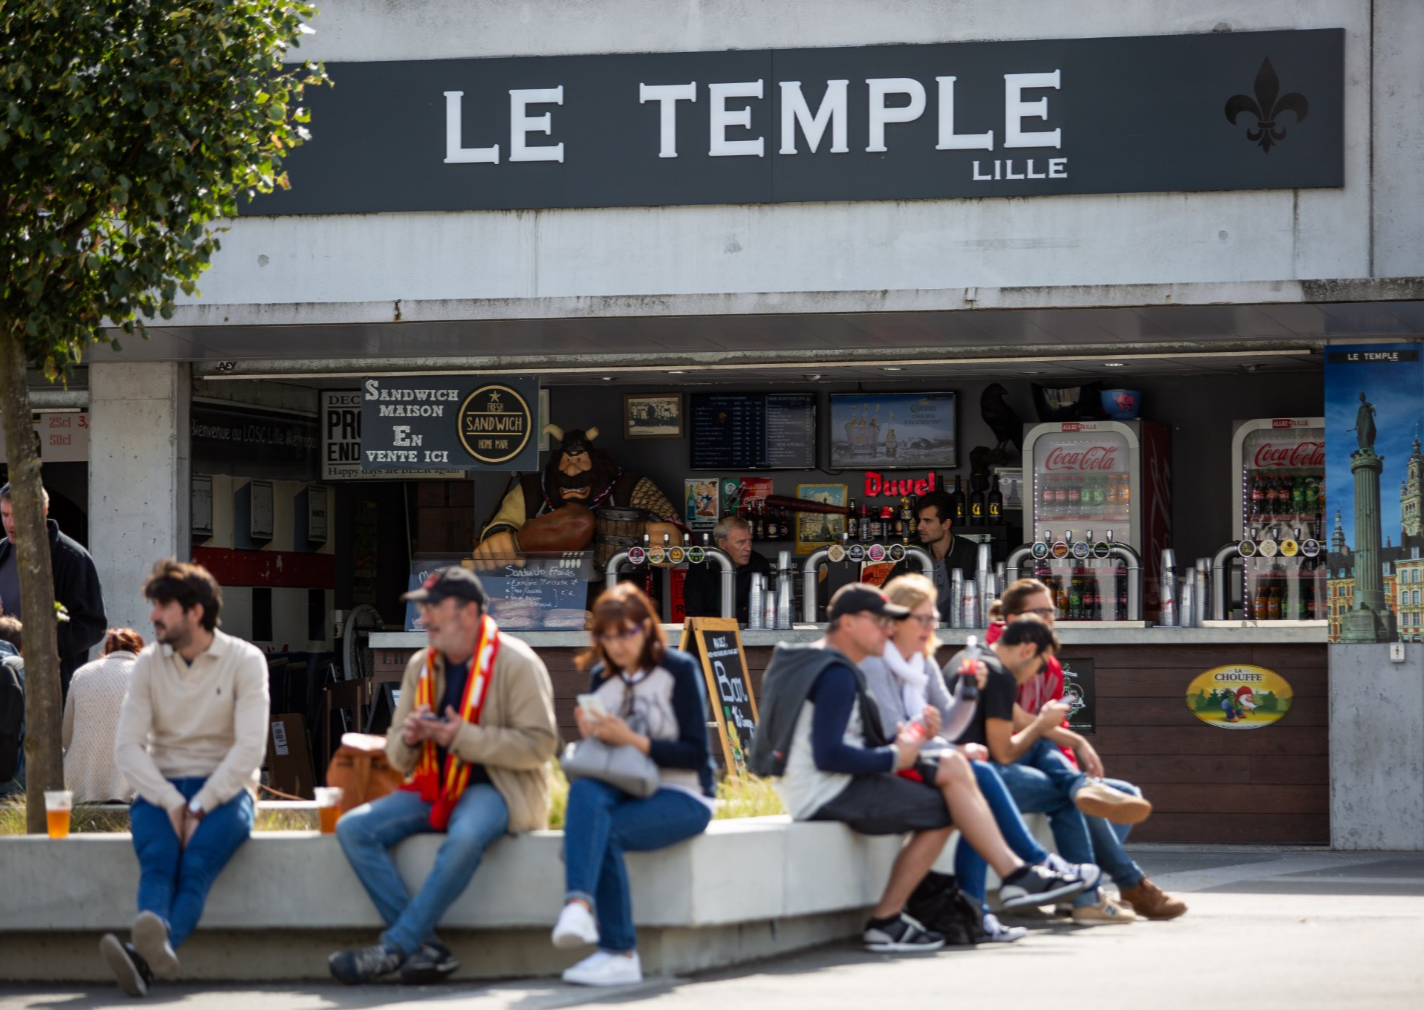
[682,516,772,625]
[884,490,980,623]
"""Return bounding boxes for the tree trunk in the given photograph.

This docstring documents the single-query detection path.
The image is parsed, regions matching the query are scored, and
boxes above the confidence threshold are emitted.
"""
[0,325,63,834]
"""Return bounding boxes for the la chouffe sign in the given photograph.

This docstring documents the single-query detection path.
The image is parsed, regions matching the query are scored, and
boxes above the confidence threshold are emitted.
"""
[361,376,539,471]
[252,29,1342,216]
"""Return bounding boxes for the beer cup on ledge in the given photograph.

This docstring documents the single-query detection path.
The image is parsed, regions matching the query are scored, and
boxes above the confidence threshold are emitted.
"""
[44,790,73,839]
[315,787,343,834]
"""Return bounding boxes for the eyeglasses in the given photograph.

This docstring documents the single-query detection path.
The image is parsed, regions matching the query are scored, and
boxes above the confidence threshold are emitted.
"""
[597,625,645,645]
[910,615,939,628]
[1021,607,1057,619]
[856,613,896,631]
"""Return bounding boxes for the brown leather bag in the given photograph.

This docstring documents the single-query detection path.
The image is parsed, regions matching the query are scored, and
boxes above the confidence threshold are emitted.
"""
[325,733,407,814]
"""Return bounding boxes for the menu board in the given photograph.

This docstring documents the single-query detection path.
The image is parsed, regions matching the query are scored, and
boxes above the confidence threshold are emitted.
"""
[405,555,593,631]
[679,618,758,775]
[689,393,816,470]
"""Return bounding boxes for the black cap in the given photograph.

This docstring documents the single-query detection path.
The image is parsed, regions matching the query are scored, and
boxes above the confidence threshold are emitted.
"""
[827,582,911,622]
[401,566,487,606]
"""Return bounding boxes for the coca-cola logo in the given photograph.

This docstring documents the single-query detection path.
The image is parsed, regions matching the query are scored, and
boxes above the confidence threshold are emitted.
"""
[1253,441,1325,468]
[1044,445,1119,471]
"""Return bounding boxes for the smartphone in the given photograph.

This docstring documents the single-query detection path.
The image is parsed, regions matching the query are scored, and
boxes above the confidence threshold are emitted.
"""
[419,712,446,722]
[576,693,609,717]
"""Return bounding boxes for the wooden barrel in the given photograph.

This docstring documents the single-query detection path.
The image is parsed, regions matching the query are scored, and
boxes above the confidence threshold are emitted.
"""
[595,506,651,567]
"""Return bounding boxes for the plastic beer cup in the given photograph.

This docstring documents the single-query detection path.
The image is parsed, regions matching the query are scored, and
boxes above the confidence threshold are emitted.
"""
[315,787,343,834]
[44,790,73,839]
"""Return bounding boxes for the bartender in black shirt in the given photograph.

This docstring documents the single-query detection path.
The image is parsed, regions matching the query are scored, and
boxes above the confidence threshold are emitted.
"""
[883,490,980,622]
[682,516,772,625]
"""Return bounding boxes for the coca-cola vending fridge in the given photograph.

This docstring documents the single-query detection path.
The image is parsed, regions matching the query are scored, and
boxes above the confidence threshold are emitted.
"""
[1022,420,1172,622]
[1228,417,1326,624]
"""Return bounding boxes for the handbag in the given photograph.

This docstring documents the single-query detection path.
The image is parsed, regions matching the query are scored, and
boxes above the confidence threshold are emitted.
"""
[325,732,406,814]
[905,871,987,947]
[559,676,661,799]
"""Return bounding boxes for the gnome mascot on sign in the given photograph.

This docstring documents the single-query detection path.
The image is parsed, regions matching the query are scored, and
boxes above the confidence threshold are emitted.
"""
[473,423,684,570]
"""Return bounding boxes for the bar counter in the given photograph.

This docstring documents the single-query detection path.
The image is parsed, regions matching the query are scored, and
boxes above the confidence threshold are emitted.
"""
[370,624,1329,846]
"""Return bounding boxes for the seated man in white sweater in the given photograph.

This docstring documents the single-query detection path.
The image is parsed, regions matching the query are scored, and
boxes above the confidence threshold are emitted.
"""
[104,559,269,997]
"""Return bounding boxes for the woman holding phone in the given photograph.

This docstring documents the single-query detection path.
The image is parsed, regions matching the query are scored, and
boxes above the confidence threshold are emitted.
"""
[551,583,715,986]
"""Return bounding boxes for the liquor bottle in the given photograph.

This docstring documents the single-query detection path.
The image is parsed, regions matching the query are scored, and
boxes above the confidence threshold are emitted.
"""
[881,506,894,540]
[765,506,778,540]
[1055,579,1070,618]
[907,496,919,538]
[1267,583,1282,621]
[1253,578,1268,621]
[847,498,859,539]
[987,482,1004,525]
[952,478,968,522]
[753,499,765,540]
[860,505,873,543]
[969,474,986,525]
[900,497,912,537]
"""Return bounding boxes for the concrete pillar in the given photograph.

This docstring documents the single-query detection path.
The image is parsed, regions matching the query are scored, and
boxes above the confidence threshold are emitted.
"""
[88,362,191,633]
[1343,448,1393,642]
[1330,643,1424,849]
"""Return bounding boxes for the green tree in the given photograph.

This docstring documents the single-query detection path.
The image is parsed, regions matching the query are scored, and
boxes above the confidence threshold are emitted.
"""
[1,0,326,832]
[1255,691,1278,713]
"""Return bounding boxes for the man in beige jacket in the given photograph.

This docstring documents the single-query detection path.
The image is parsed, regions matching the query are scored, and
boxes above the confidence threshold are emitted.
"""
[330,567,558,985]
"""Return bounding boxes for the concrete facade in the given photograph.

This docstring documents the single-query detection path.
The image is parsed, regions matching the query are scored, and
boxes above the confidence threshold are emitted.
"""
[87,363,191,633]
[1329,643,1424,849]
[155,0,1423,326]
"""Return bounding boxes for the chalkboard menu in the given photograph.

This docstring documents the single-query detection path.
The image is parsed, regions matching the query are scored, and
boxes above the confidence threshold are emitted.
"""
[405,554,593,631]
[680,618,758,774]
[689,393,816,470]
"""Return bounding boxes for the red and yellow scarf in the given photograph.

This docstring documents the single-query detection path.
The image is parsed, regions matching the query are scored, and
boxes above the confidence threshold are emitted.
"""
[405,615,500,829]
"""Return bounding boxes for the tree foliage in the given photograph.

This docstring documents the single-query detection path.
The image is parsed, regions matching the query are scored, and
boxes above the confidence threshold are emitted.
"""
[0,0,326,832]
[1,0,328,375]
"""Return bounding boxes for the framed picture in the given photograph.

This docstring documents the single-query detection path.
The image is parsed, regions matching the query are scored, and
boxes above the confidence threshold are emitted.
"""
[795,483,848,556]
[829,392,957,468]
[624,393,684,439]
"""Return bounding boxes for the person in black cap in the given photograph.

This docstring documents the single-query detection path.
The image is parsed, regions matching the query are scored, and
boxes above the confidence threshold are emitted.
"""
[749,584,1086,952]
[329,566,558,985]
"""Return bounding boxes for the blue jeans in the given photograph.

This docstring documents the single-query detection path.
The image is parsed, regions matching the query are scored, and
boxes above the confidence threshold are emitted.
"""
[564,780,712,953]
[336,784,509,955]
[993,740,1099,907]
[130,777,254,948]
[955,760,1051,910]
[1085,778,1146,891]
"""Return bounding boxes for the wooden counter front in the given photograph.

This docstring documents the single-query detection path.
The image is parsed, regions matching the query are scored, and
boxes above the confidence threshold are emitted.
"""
[373,638,1328,846]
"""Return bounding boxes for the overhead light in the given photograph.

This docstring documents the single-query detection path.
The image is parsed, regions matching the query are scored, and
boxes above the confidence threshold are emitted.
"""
[1103,362,1126,367]
[1021,370,1046,375]
[882,366,903,372]
[805,373,823,380]
[600,376,615,381]
[667,370,686,374]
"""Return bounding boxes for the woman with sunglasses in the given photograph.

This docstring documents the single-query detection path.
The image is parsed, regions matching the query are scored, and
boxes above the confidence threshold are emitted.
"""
[860,575,1099,942]
[987,579,1186,921]
[551,583,716,985]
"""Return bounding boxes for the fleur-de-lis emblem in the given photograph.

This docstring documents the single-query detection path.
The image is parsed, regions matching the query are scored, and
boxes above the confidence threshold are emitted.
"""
[1225,58,1309,153]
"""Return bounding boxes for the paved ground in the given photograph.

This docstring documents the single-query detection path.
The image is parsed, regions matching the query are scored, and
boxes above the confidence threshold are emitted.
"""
[5,847,1423,1010]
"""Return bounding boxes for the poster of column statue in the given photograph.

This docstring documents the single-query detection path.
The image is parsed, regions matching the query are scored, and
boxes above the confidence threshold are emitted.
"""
[1324,343,1424,644]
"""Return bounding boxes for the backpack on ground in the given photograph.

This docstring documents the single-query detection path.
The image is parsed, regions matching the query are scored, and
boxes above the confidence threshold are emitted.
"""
[904,871,986,946]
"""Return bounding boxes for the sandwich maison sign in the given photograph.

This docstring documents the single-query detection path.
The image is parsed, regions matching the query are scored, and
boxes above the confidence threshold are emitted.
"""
[252,28,1343,216]
[361,376,540,472]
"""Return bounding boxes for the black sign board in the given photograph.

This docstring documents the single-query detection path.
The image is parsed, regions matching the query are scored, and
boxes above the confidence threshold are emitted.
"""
[1326,349,1421,365]
[689,393,816,470]
[1059,657,1096,735]
[251,29,1343,217]
[680,618,758,774]
[191,403,319,481]
[362,376,539,472]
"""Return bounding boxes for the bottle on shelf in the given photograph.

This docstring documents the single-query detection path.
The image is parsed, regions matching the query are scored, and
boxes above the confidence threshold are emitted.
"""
[969,473,986,525]
[987,481,1004,525]
[1065,476,1082,518]
[881,506,895,540]
[952,478,968,522]
[847,498,859,539]
[765,506,779,540]
[1040,475,1056,518]
[859,504,873,543]
[907,496,919,538]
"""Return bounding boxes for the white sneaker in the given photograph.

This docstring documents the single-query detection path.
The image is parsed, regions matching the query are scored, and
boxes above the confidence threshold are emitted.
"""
[562,950,643,987]
[131,911,180,977]
[551,902,600,949]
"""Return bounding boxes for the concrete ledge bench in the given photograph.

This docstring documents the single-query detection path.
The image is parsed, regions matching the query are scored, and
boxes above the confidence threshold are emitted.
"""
[0,813,1053,982]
